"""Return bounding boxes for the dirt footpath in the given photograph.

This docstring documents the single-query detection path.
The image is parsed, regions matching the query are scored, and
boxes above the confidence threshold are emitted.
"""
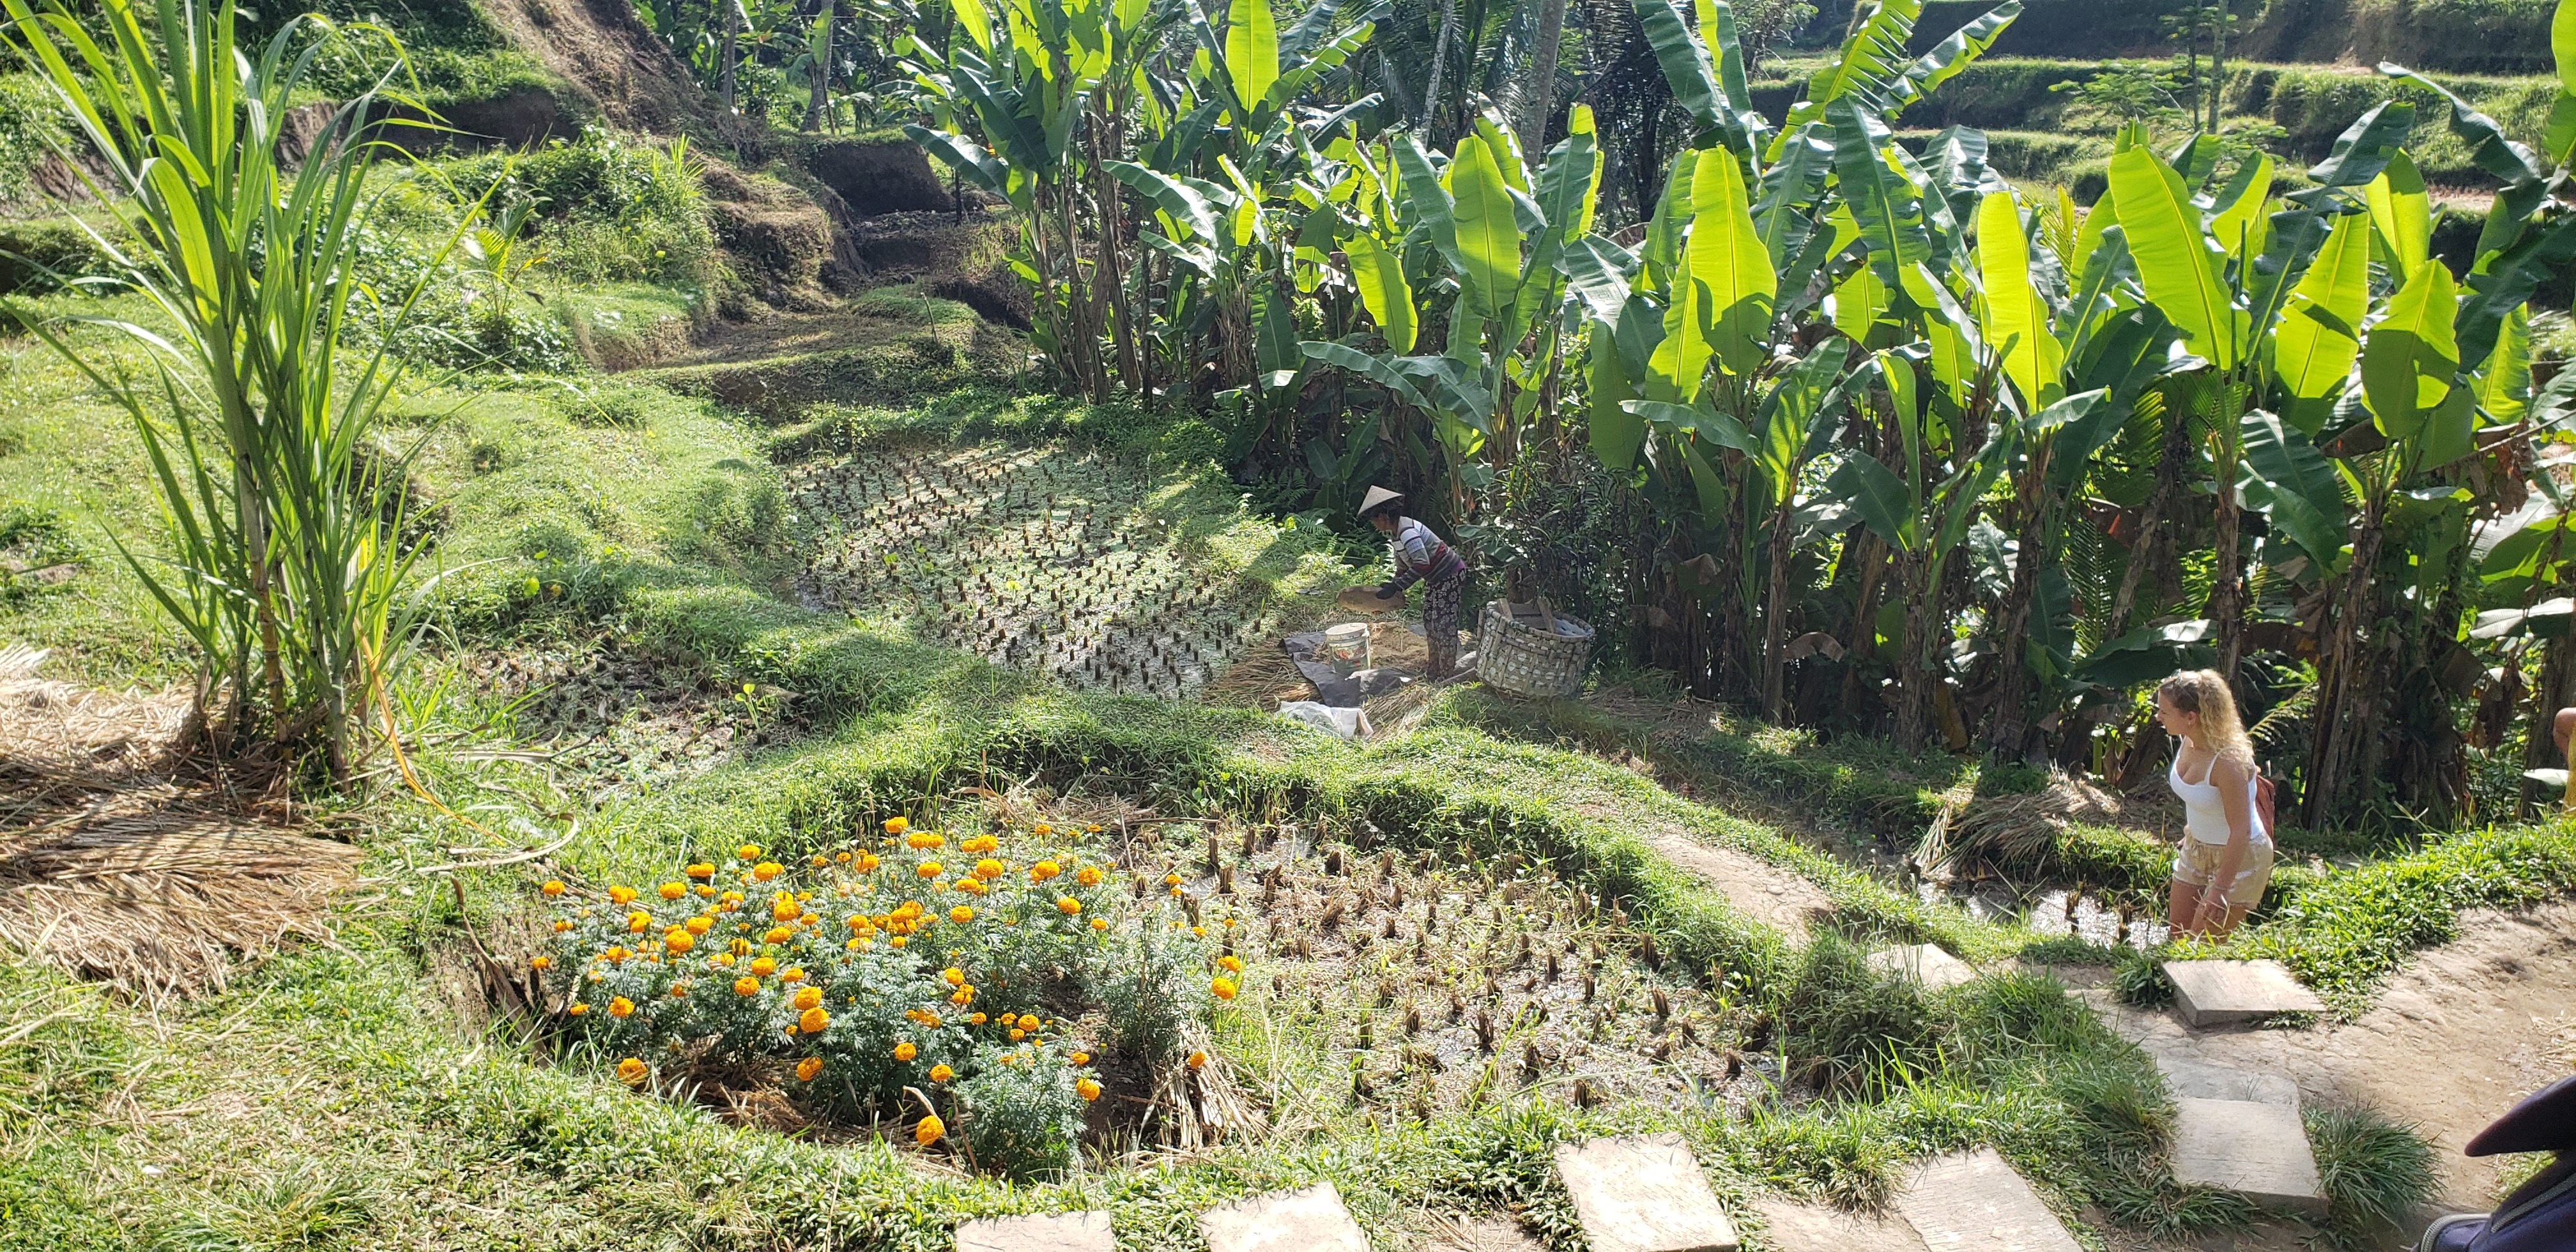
[2091,901,2576,1210]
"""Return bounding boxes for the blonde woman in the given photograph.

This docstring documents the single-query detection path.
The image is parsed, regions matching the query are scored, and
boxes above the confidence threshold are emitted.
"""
[2157,669,2273,940]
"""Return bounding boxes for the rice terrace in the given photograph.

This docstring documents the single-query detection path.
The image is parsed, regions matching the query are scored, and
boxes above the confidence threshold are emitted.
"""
[6,0,2576,1245]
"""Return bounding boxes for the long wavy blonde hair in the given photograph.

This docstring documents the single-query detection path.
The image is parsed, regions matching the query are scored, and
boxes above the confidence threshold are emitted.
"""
[2158,669,2254,771]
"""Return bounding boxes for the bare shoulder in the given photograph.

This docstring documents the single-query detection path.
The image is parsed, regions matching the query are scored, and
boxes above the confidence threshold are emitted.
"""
[2209,754,2252,786]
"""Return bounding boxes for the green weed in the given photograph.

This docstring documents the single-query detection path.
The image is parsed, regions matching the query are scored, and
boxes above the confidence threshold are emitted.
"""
[2308,1104,2439,1248]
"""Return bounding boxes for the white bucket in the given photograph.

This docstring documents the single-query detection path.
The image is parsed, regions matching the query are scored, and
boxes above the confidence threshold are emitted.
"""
[1322,623,1371,678]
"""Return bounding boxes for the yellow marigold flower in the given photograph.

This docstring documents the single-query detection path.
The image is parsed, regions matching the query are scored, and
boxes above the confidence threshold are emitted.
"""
[729,937,753,956]
[799,911,820,925]
[847,938,871,951]
[759,927,789,946]
[734,975,760,996]
[714,952,736,966]
[781,966,806,983]
[1087,824,1102,833]
[658,882,687,900]
[770,897,799,922]
[949,905,974,924]
[531,955,553,971]
[893,1041,917,1062]
[1091,918,1108,931]
[809,855,827,867]
[670,982,689,996]
[753,862,783,882]
[796,1057,823,1081]
[721,890,745,904]
[664,931,694,954]
[963,834,998,853]
[949,988,973,1005]
[917,862,943,879]
[541,880,566,897]
[627,912,652,933]
[749,956,776,977]
[1054,896,1082,915]
[686,862,715,879]
[1031,860,1062,882]
[891,936,908,948]
[604,946,631,962]
[1210,977,1238,1000]
[1009,1028,1025,1041]
[608,996,635,1018]
[793,986,823,1011]
[1218,954,1244,973]
[1076,1078,1101,1101]
[737,843,763,860]
[857,853,880,872]
[1016,1014,1039,1030]
[882,816,908,836]
[567,1002,588,1016]
[1187,1050,1208,1070]
[552,919,572,933]
[696,885,717,897]
[617,1057,648,1084]
[906,830,944,850]
[957,879,988,896]
[1076,866,1103,886]
[930,1064,953,1083]
[684,916,712,936]
[973,858,1004,881]
[914,1113,943,1145]
[969,1012,989,1024]
[608,885,638,905]
[1070,1051,1091,1064]
[1192,926,1206,936]
[799,1005,830,1034]
[1163,873,1183,887]
[837,851,853,862]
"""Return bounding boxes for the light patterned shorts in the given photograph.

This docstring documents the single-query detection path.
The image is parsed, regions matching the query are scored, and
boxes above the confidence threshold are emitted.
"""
[2172,837,2275,908]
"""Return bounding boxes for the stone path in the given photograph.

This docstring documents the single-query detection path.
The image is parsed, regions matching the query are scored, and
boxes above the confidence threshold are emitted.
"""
[1553,1133,1740,1252]
[1199,1184,1369,1252]
[2163,959,2326,1027]
[2170,1097,2326,1213]
[1891,1149,2084,1252]
[954,1212,1115,1251]
[1869,943,1981,991]
[1751,1197,1929,1251]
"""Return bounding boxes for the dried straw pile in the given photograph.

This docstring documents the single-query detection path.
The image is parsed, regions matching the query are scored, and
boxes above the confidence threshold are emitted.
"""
[1935,768,2181,878]
[0,645,359,998]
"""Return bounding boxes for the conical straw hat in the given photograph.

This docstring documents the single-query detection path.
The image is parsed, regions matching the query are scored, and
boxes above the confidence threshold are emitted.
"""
[1359,485,1404,515]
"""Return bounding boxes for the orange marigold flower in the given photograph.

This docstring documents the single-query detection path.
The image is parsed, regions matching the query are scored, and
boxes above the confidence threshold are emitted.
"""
[608,996,636,1018]
[749,956,776,976]
[905,830,944,850]
[769,897,799,923]
[856,853,880,872]
[1035,821,1055,836]
[930,1064,953,1082]
[809,855,827,867]
[882,816,908,836]
[617,1057,648,1084]
[553,919,573,933]
[658,882,687,900]
[1076,866,1103,886]
[1009,1028,1025,1041]
[1091,918,1109,931]
[664,930,694,954]
[799,1006,831,1034]
[1186,1050,1208,1070]
[1031,860,1061,882]
[949,905,974,924]
[670,982,689,996]
[793,986,823,1011]
[686,862,716,879]
[917,862,943,879]
[1210,977,1238,1000]
[1164,873,1183,887]
[737,843,763,860]
[531,955,553,971]
[567,1002,589,1016]
[893,1041,917,1062]
[836,851,853,863]
[1055,896,1082,915]
[729,937,753,957]
[1087,824,1102,833]
[1018,1014,1040,1030]
[541,880,566,897]
[890,936,908,948]
[781,966,806,982]
[1217,954,1244,973]
[684,916,713,936]
[949,988,974,1005]
[759,927,789,946]
[796,1057,824,1081]
[1070,1051,1090,1065]
[734,975,760,995]
[969,1012,989,1024]
[914,1113,943,1145]
[627,912,652,933]
[603,946,631,962]
[752,862,783,882]
[942,966,966,986]
[963,834,998,853]
[973,858,1005,881]
[608,885,638,905]
[1076,1078,1101,1101]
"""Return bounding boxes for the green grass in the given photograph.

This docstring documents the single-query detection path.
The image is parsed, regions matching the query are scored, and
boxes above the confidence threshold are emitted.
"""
[2307,1104,2441,1248]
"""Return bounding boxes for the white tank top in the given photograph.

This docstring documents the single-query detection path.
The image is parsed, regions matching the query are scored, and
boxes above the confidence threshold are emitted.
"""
[2170,750,2269,845]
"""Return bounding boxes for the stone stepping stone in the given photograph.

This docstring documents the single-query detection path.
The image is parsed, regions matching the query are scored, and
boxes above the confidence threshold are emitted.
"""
[1199,1183,1368,1252]
[2170,1097,2326,1214]
[1552,1132,1739,1252]
[954,1212,1115,1252]
[1890,1149,2081,1252]
[2162,959,2325,1027]
[1750,1197,1928,1251]
[1868,944,1979,991]
[2153,1055,2300,1107]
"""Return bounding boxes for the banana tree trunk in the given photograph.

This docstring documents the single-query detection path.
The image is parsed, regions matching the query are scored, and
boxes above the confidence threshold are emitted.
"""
[2110,395,2193,635]
[2299,499,2386,827]
[804,0,833,131]
[1988,498,2049,758]
[1759,500,1797,721]
[1894,546,1938,753]
[1521,0,1566,146]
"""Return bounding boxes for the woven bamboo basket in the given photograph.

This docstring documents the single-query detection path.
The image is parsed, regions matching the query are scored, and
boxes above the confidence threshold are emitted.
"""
[1475,599,1593,698]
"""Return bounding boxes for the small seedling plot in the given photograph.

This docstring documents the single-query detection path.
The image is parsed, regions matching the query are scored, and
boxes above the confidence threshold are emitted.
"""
[790,447,1278,699]
[2025,885,2170,950]
[447,644,799,800]
[1126,821,1779,1122]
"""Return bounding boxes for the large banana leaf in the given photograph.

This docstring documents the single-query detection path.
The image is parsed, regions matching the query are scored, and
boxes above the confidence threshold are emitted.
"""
[2271,209,2370,432]
[1253,285,1301,385]
[2108,144,2239,370]
[2364,149,2430,278]
[1561,236,1636,325]
[1392,137,1466,281]
[1904,1,2020,98]
[2477,304,2533,425]
[1591,323,1646,471]
[1302,340,1428,408]
[906,124,1011,197]
[1687,148,1775,376]
[1791,0,1925,122]
[2456,215,2576,373]
[1446,135,1525,320]
[1105,160,1223,244]
[1343,231,1416,352]
[1754,122,1834,270]
[2305,100,2418,188]
[1630,0,1726,146]
[2239,410,2350,574]
[1751,339,1851,506]
[1974,190,2061,408]
[2558,0,2575,94]
[2361,259,2459,443]
[1828,98,1931,274]
[2207,154,2274,263]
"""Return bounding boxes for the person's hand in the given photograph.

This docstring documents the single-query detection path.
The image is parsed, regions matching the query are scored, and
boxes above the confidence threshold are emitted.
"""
[1377,580,1404,600]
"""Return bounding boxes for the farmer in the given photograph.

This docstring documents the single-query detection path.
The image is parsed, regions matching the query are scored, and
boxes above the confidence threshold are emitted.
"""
[2157,669,2274,940]
[1358,486,1469,678]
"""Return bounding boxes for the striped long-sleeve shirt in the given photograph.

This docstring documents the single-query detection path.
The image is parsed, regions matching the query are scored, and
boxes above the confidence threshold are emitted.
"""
[1385,516,1466,591]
